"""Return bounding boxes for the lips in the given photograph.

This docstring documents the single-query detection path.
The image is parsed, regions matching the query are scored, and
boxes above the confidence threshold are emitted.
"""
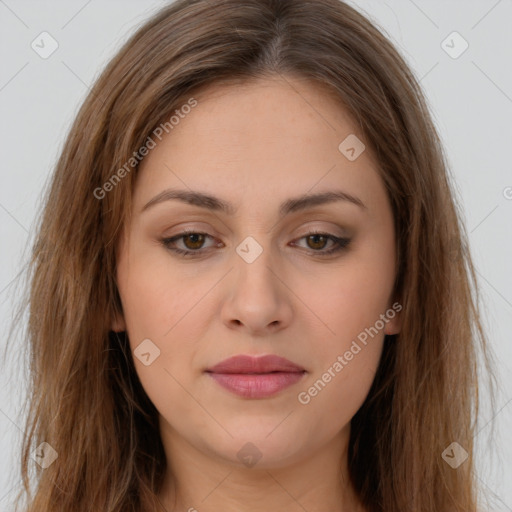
[206,354,305,374]
[205,354,306,399]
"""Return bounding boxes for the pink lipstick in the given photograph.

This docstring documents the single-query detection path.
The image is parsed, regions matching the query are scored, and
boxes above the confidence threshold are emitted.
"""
[205,354,306,399]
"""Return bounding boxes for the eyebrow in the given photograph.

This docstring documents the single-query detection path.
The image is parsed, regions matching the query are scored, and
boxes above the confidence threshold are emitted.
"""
[141,188,367,216]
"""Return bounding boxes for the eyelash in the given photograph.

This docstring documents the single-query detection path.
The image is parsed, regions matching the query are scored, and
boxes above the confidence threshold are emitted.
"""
[160,229,351,258]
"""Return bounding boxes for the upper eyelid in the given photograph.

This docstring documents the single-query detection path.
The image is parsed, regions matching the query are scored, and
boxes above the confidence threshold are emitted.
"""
[168,228,343,240]
[166,220,349,237]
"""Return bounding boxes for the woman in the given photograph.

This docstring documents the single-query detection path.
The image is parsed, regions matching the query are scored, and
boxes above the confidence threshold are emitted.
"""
[10,0,496,510]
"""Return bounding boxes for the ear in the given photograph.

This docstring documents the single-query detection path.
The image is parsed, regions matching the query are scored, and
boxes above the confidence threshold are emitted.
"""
[111,310,126,332]
[384,301,403,335]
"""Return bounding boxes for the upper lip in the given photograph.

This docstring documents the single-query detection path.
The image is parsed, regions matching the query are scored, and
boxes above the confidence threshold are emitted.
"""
[206,355,305,374]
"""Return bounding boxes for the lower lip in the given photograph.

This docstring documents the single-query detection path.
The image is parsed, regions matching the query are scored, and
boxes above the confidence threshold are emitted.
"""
[206,371,306,398]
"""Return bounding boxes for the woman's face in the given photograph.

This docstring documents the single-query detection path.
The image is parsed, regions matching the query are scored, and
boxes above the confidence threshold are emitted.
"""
[113,76,401,471]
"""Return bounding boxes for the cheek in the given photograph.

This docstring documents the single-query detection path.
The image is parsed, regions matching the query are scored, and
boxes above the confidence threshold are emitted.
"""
[292,236,394,399]
[295,241,394,426]
[117,248,208,342]
[294,254,395,354]
[297,340,383,440]
[116,252,214,396]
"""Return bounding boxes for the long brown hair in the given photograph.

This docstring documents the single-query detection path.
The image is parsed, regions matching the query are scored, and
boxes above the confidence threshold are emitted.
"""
[6,0,497,510]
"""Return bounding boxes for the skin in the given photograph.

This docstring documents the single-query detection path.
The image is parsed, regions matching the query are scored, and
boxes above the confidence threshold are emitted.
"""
[112,75,402,512]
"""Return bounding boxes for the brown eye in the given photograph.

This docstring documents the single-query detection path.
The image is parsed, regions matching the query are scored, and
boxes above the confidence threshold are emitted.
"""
[161,231,218,256]
[182,233,206,250]
[306,234,329,250]
[162,230,351,258]
[291,232,351,256]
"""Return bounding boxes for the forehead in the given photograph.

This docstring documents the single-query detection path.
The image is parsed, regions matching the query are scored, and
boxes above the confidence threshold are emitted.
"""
[179,76,359,147]
[134,76,384,216]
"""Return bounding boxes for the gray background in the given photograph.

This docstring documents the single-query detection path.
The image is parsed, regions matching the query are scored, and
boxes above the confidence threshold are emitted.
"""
[0,0,511,510]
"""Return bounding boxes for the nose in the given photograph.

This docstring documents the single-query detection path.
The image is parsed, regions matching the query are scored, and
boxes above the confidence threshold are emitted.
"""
[220,241,293,337]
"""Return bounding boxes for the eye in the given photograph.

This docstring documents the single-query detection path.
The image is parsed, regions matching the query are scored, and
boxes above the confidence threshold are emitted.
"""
[160,230,351,257]
[290,231,351,256]
[161,230,220,256]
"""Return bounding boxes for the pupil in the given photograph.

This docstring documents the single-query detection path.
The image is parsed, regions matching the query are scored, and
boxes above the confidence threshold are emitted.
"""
[309,234,326,249]
[185,233,203,248]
